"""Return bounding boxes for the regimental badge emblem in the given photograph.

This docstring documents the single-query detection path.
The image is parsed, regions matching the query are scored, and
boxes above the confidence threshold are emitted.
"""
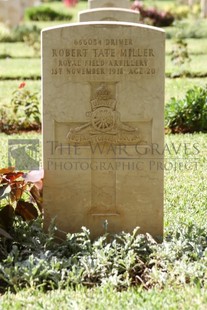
[67,83,142,144]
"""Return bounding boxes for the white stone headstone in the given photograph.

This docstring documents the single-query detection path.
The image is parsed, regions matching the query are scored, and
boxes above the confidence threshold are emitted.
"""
[20,0,41,19]
[79,8,140,23]
[201,0,207,17]
[88,0,130,9]
[0,0,22,27]
[42,22,165,239]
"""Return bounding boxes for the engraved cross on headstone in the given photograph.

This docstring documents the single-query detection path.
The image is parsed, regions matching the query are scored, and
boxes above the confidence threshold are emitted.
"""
[54,82,151,218]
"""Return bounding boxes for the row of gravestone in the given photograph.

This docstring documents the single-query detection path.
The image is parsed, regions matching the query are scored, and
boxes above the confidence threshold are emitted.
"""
[42,0,165,240]
[0,0,40,28]
[79,0,140,23]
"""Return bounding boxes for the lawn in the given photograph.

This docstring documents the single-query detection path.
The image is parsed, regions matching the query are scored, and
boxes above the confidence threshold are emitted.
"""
[0,58,41,80]
[1,286,207,309]
[165,77,207,101]
[0,0,207,308]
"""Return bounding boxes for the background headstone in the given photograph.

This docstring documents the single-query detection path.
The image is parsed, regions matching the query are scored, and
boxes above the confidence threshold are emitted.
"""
[20,0,41,10]
[42,22,165,239]
[201,0,207,17]
[0,0,22,27]
[88,0,130,9]
[79,8,140,22]
[20,0,41,19]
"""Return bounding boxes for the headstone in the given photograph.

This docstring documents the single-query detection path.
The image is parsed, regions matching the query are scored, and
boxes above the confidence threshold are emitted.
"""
[0,1,8,25]
[201,0,207,17]
[42,22,165,239]
[79,8,140,23]
[20,0,41,17]
[88,0,130,9]
[20,0,41,9]
[0,0,22,27]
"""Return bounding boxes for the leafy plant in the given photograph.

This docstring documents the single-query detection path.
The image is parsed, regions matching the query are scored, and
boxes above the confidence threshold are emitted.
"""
[0,167,43,240]
[0,23,13,43]
[169,4,190,20]
[23,29,40,56]
[131,1,174,27]
[170,37,191,66]
[170,36,191,77]
[0,220,206,293]
[166,19,207,39]
[25,6,72,21]
[165,85,207,133]
[0,24,41,43]
[0,82,41,133]
[0,163,206,292]
[12,24,41,43]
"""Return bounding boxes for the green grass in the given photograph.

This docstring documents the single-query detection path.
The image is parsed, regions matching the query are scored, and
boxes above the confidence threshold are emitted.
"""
[0,58,40,79]
[0,42,36,58]
[166,38,207,55]
[164,133,207,230]
[165,77,207,102]
[166,54,207,77]
[1,286,207,310]
[29,0,88,25]
[165,18,207,39]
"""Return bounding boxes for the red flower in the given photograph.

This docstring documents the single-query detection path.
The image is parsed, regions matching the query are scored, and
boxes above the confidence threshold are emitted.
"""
[18,82,26,89]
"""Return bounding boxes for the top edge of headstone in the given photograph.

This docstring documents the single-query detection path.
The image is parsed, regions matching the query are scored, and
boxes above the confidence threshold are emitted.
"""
[79,8,139,14]
[41,21,165,33]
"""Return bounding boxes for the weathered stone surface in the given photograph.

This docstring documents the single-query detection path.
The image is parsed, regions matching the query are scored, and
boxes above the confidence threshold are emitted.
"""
[79,8,140,22]
[42,22,165,239]
[88,0,130,9]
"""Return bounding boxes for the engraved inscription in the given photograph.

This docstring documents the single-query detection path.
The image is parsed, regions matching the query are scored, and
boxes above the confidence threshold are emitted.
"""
[50,38,156,79]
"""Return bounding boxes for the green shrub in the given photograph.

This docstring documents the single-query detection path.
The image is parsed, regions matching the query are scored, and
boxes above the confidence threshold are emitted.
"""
[165,85,207,133]
[169,5,190,20]
[170,36,191,77]
[131,1,174,27]
[166,20,207,39]
[23,30,40,56]
[168,3,200,20]
[170,37,191,66]
[12,24,41,42]
[25,6,72,21]
[0,23,13,42]
[0,218,206,293]
[0,24,41,43]
[0,82,41,133]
